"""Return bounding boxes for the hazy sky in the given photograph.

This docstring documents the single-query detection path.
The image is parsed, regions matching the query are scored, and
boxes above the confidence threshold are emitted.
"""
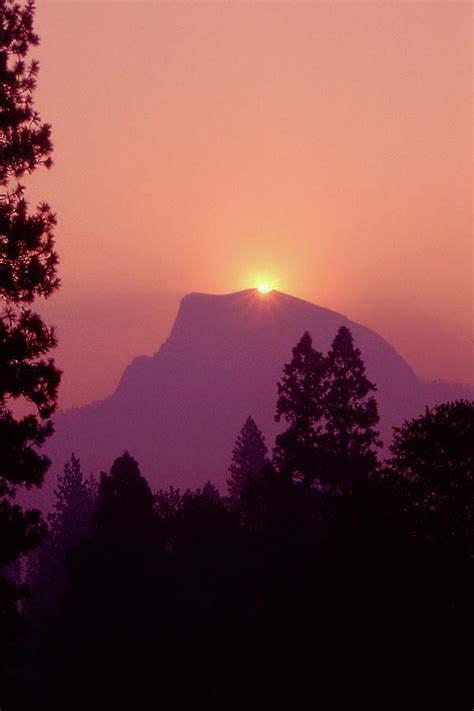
[28,0,472,408]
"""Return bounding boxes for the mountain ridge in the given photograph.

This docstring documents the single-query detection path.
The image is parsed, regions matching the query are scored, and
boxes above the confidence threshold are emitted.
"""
[39,288,472,504]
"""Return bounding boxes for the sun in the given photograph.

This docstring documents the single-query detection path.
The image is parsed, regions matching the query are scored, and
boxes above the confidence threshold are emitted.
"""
[257,283,271,294]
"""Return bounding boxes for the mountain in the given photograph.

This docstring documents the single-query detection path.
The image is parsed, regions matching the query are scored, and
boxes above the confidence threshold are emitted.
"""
[43,288,472,498]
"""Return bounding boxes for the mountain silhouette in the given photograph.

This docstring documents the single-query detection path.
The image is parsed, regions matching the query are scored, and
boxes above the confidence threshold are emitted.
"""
[44,289,472,497]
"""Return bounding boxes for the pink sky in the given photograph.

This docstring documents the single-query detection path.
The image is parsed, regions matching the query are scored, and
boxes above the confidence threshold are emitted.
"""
[27,1,472,408]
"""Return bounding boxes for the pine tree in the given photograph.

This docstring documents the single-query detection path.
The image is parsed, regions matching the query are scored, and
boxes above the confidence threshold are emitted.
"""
[47,454,96,547]
[0,0,60,671]
[27,454,96,618]
[274,332,326,486]
[227,416,269,511]
[320,326,381,489]
[45,453,167,708]
[93,451,155,536]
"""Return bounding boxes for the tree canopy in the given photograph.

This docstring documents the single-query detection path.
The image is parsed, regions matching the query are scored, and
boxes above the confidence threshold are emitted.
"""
[274,326,381,489]
[0,0,60,678]
[227,415,269,514]
[389,399,474,544]
[320,325,381,489]
[274,331,326,485]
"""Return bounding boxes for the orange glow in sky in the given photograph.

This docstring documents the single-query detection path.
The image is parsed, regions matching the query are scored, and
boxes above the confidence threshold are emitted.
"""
[26,1,472,407]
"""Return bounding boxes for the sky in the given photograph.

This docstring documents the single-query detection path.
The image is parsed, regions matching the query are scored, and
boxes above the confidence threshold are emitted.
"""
[26,0,472,408]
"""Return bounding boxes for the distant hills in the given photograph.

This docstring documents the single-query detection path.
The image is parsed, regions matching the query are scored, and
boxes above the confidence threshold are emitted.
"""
[44,289,473,497]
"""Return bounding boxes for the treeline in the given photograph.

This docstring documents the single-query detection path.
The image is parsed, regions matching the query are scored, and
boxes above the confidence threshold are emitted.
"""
[4,328,474,710]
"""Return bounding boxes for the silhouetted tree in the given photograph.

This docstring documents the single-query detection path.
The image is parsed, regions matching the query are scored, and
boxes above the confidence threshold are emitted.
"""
[180,481,231,538]
[0,0,59,677]
[48,454,96,544]
[320,326,381,490]
[27,454,96,618]
[154,485,182,526]
[274,332,326,486]
[227,416,269,516]
[389,400,474,546]
[93,451,155,535]
[41,452,171,710]
[156,481,235,553]
[163,481,243,703]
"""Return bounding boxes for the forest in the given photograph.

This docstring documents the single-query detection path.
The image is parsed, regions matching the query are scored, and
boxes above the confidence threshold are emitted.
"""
[3,326,474,709]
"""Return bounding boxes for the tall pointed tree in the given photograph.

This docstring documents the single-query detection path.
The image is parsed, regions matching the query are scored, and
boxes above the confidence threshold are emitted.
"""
[274,332,326,486]
[320,326,381,489]
[227,416,269,512]
[28,454,96,618]
[0,0,60,671]
[47,454,96,545]
[45,453,168,709]
[92,451,157,548]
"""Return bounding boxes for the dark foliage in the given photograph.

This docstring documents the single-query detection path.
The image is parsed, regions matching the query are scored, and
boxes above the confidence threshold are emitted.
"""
[389,400,473,546]
[227,415,269,519]
[319,325,381,489]
[0,0,59,684]
[47,454,96,543]
[27,454,96,619]
[274,331,326,485]
[29,453,169,710]
[2,349,471,710]
[274,326,381,490]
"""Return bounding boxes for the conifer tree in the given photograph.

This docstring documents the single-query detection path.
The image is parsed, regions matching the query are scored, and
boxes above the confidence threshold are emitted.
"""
[93,451,155,536]
[48,454,96,547]
[28,455,96,617]
[0,0,60,669]
[274,332,326,486]
[227,416,269,510]
[320,326,381,489]
[47,453,166,708]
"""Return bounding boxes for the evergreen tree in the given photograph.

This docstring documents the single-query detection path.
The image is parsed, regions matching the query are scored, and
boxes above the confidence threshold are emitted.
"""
[227,416,269,513]
[274,332,326,486]
[43,452,168,709]
[27,454,96,617]
[320,326,381,489]
[389,400,474,545]
[180,481,232,545]
[93,451,155,537]
[48,453,96,547]
[154,485,183,527]
[0,0,59,673]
